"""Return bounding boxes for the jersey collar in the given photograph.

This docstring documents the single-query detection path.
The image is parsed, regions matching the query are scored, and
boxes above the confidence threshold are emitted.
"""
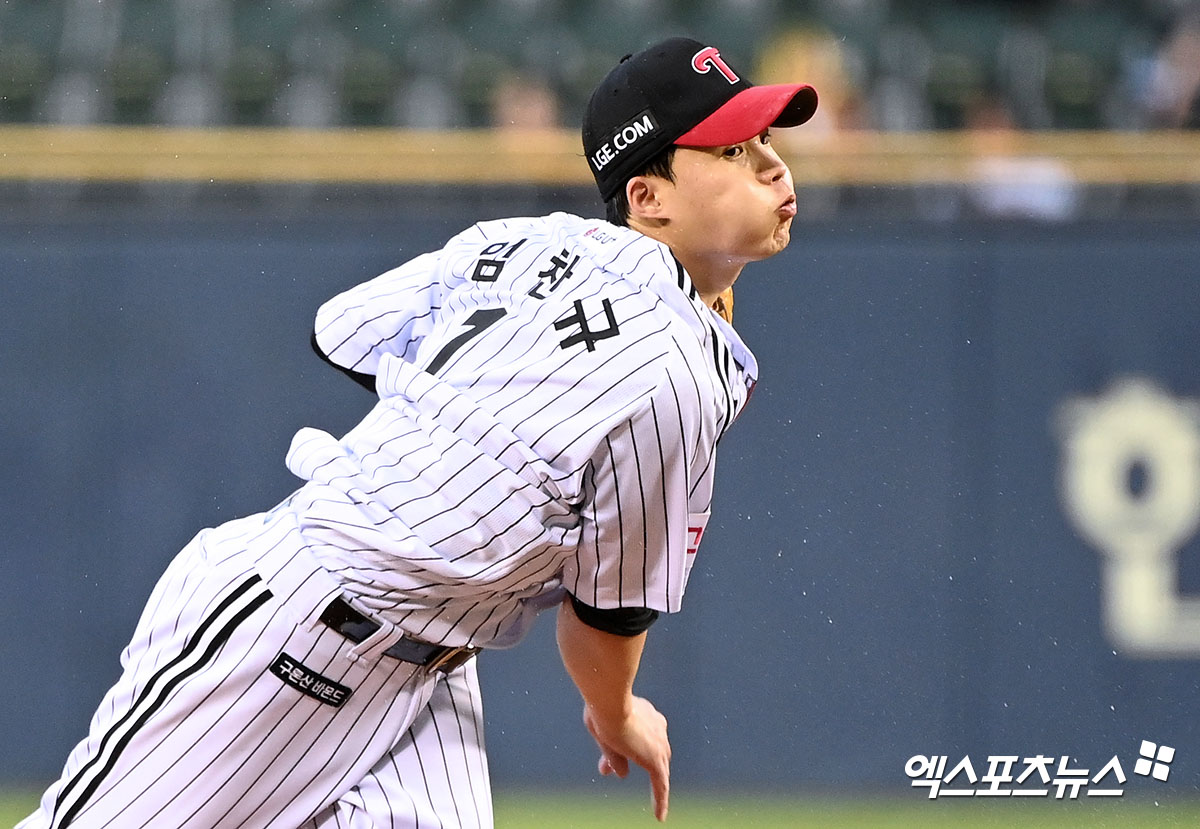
[573,217,759,398]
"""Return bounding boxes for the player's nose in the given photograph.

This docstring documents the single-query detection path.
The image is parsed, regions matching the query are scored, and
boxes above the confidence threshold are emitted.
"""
[754,143,789,184]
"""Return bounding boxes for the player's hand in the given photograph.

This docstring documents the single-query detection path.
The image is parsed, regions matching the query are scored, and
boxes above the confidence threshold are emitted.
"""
[583,696,671,821]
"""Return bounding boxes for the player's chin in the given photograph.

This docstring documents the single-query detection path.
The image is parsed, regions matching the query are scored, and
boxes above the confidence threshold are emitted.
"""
[766,219,793,254]
[739,220,793,262]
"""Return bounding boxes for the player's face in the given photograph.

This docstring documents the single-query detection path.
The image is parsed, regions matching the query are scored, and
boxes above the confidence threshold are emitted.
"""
[659,131,796,276]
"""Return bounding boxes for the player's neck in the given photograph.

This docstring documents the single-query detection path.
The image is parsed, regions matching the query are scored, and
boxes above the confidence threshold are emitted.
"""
[674,252,743,307]
[629,223,742,306]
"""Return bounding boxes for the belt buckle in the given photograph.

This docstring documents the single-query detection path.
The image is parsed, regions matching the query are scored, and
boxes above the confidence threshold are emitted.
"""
[426,645,479,674]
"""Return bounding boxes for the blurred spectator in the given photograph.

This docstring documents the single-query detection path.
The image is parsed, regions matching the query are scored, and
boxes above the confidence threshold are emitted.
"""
[756,26,868,133]
[394,75,462,129]
[1146,7,1200,127]
[870,23,936,130]
[490,71,560,130]
[963,92,1081,220]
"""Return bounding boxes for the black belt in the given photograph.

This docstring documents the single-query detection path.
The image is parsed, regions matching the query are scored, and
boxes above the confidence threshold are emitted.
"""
[319,597,479,674]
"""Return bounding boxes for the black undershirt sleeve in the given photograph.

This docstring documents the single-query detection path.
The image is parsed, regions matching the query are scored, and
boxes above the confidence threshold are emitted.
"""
[311,330,377,393]
[569,594,660,637]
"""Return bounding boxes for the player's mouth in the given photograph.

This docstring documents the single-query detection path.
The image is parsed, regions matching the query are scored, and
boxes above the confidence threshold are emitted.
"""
[777,195,797,219]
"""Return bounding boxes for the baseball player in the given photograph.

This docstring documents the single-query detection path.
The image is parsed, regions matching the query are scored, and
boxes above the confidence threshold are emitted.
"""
[21,37,816,827]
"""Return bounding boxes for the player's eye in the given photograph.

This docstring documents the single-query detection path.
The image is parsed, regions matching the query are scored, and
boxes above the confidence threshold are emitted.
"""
[759,130,772,145]
[721,144,744,158]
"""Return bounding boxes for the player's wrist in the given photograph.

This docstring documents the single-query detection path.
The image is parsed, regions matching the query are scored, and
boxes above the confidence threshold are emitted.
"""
[585,695,636,732]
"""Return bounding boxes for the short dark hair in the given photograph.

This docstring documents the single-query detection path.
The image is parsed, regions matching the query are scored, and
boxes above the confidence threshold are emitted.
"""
[604,146,676,227]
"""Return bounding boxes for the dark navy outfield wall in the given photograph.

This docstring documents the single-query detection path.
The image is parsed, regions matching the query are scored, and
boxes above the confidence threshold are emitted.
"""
[3,188,1199,794]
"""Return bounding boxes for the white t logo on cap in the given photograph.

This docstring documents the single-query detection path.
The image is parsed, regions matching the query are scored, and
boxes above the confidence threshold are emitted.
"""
[691,47,739,84]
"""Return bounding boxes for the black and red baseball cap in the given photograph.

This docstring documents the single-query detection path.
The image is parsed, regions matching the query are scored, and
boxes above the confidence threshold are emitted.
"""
[583,37,819,201]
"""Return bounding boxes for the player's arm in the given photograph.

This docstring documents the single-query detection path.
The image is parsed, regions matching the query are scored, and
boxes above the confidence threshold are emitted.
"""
[312,250,444,384]
[557,361,706,822]
[556,596,671,822]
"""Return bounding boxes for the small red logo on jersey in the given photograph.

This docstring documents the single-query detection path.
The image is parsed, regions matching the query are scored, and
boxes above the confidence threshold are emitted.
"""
[687,525,705,555]
[691,47,739,84]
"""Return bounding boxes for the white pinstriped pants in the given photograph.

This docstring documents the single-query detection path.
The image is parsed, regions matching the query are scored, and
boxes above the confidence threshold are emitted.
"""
[20,512,494,829]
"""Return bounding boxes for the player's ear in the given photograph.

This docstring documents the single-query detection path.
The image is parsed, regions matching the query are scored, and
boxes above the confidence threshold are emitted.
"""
[625,175,668,223]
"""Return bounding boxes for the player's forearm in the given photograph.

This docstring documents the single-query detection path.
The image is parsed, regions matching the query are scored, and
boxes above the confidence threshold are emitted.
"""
[556,597,645,721]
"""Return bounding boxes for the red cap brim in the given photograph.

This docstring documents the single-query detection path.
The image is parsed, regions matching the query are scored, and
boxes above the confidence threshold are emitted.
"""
[675,84,818,147]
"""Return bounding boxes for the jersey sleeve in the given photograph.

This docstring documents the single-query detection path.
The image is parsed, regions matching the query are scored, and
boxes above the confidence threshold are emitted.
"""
[313,251,443,377]
[562,371,712,615]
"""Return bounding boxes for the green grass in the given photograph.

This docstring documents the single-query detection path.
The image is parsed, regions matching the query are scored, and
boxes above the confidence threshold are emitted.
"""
[495,791,1200,828]
[1,789,38,828]
[5,788,1199,827]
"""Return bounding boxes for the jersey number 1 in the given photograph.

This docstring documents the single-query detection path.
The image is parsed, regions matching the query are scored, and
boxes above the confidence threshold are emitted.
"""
[426,308,507,374]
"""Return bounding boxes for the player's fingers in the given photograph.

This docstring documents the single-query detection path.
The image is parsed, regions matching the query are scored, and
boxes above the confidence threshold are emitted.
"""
[642,724,670,822]
[586,713,629,778]
[649,759,670,822]
[601,748,630,778]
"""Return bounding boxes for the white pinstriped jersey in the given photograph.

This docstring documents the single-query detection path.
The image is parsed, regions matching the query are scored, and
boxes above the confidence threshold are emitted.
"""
[297,212,757,649]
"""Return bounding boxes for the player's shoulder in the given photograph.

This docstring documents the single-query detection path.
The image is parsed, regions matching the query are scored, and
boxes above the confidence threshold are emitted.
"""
[447,213,659,264]
[446,212,587,246]
[439,210,709,345]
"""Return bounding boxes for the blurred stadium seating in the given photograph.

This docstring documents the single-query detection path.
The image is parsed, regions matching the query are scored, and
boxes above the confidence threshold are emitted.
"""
[1,0,1197,131]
